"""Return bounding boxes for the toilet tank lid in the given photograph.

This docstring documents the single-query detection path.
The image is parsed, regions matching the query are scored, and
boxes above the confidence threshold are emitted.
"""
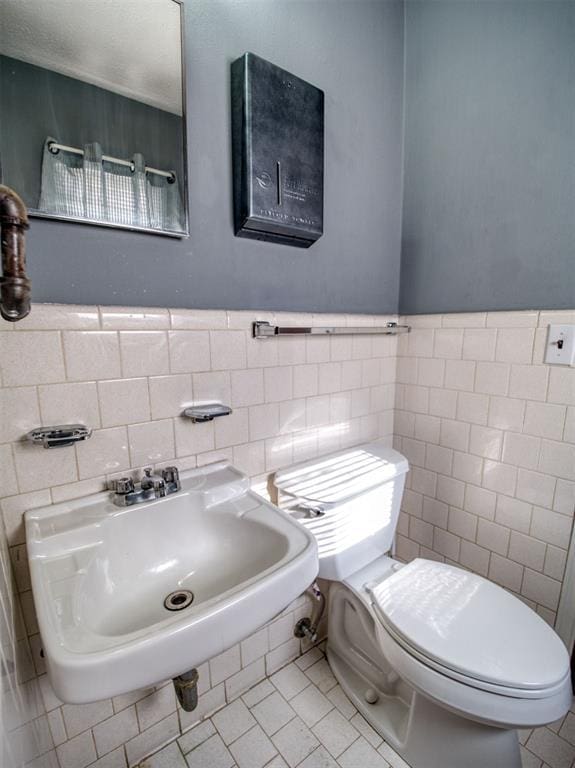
[274,441,409,506]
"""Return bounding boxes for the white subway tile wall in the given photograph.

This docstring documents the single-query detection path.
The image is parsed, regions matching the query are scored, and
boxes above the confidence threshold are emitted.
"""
[0,305,396,768]
[1,305,573,768]
[395,310,575,630]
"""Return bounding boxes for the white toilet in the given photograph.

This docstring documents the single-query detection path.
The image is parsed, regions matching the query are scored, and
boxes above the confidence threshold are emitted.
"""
[274,441,572,768]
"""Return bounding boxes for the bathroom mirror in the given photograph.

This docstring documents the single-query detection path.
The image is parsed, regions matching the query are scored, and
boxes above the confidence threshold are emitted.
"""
[0,0,188,237]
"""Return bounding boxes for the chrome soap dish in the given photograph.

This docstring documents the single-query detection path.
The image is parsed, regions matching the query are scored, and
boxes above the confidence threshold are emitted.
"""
[182,403,232,423]
[26,425,92,449]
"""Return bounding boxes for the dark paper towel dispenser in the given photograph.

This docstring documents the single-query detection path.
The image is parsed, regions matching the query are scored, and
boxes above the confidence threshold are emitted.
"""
[231,52,324,248]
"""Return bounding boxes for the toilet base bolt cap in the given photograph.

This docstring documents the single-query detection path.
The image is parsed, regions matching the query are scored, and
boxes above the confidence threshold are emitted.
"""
[365,688,379,704]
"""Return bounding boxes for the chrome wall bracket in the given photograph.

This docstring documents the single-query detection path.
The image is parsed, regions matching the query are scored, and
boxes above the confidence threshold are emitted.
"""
[252,321,410,339]
[182,403,232,423]
[26,425,92,448]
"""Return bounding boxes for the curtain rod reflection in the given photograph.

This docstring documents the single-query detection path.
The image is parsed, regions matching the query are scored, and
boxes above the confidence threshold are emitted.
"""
[47,141,176,183]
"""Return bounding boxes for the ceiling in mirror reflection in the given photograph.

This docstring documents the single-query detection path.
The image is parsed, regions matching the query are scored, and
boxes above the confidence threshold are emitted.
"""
[1,0,182,115]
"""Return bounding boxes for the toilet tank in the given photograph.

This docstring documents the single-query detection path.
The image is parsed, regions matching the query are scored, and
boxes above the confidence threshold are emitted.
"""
[273,441,409,581]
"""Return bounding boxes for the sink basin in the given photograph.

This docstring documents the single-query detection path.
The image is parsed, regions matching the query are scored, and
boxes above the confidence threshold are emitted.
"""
[25,462,318,703]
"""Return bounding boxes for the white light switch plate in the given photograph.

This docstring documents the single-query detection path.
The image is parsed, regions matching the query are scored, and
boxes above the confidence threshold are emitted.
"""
[545,325,575,366]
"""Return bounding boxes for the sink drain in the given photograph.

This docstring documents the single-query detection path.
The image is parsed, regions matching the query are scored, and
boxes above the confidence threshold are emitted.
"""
[164,590,194,611]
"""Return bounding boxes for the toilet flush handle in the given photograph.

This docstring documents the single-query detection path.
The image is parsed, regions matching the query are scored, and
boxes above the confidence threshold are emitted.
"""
[296,502,326,518]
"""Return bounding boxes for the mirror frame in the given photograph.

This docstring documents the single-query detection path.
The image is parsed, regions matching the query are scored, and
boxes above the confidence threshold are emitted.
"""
[16,0,189,239]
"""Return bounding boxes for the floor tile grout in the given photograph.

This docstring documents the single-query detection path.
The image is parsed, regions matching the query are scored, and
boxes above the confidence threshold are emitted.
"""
[139,648,575,768]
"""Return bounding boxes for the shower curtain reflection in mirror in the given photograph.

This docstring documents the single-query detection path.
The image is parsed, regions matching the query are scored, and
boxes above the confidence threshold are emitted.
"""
[40,139,184,232]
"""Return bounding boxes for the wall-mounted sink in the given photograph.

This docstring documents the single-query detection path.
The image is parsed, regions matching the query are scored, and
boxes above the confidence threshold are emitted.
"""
[25,462,318,703]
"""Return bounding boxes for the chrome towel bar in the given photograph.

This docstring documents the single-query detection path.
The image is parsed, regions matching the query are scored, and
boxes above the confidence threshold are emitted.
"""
[252,321,410,339]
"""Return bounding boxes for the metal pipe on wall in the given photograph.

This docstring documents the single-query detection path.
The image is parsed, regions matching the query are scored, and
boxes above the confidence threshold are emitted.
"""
[0,185,31,322]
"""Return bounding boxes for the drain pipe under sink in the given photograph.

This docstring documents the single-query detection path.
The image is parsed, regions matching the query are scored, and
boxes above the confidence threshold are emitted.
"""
[173,668,199,712]
[173,580,324,712]
[294,581,325,643]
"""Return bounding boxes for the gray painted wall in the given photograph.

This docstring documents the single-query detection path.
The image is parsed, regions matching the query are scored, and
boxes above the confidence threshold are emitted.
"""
[400,0,575,314]
[19,0,404,313]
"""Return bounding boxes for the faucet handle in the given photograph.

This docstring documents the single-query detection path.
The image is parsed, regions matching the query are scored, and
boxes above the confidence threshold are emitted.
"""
[162,466,180,486]
[113,477,134,495]
[141,467,165,490]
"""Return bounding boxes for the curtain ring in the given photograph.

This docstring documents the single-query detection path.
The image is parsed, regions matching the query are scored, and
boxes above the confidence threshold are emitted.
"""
[167,172,176,185]
[48,143,60,155]
[130,161,135,173]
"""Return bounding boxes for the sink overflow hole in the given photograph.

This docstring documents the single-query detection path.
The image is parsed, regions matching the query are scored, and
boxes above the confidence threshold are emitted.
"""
[164,590,194,611]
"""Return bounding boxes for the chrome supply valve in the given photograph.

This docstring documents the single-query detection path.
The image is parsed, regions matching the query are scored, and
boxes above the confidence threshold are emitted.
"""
[111,466,181,507]
[294,581,326,644]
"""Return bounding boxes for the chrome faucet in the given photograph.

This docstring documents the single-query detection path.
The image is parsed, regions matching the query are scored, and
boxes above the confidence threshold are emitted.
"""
[111,466,180,507]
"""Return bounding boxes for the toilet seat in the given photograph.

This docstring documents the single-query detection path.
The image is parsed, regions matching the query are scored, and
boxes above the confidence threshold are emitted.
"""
[365,558,572,727]
[372,616,572,729]
[368,558,568,693]
[375,616,569,700]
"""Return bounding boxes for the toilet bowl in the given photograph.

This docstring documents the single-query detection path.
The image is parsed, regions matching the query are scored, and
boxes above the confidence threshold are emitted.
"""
[274,441,572,768]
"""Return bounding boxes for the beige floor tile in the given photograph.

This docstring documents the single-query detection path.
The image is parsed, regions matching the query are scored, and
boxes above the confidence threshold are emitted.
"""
[304,659,338,693]
[177,720,215,755]
[140,742,186,768]
[526,727,575,768]
[325,685,357,720]
[298,745,339,768]
[251,691,296,736]
[185,733,234,768]
[242,680,275,709]
[270,663,311,700]
[212,699,256,746]
[339,736,391,768]
[290,684,334,727]
[271,716,319,768]
[229,724,277,768]
[311,709,359,758]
